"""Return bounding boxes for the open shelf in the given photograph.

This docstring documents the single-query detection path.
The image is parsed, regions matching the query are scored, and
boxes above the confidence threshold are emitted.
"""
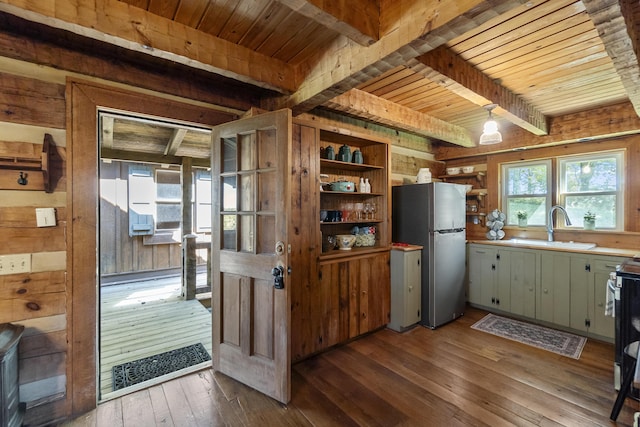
[320,158,384,171]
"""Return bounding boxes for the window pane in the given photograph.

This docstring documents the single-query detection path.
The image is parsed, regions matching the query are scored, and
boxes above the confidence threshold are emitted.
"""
[222,214,237,250]
[563,157,617,192]
[157,203,181,230]
[222,137,237,173]
[222,177,237,212]
[565,195,617,228]
[506,197,547,225]
[507,165,547,195]
[156,170,181,200]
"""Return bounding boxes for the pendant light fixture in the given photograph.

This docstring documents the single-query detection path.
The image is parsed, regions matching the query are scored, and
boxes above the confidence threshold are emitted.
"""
[479,104,502,145]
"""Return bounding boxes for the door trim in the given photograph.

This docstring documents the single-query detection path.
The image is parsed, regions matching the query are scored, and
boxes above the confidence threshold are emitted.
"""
[67,78,235,416]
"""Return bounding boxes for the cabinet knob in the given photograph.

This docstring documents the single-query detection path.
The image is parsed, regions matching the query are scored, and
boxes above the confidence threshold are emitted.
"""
[543,289,548,294]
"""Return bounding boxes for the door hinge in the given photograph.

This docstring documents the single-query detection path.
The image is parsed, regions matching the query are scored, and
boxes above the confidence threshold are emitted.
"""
[496,253,500,260]
[585,319,591,328]
[585,263,591,272]
[491,264,496,270]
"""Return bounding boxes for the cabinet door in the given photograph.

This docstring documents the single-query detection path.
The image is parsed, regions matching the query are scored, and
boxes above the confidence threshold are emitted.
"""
[509,250,536,318]
[468,245,497,307]
[389,249,421,331]
[349,252,390,336]
[538,252,571,327]
[589,256,623,339]
[495,249,511,311]
[570,255,591,332]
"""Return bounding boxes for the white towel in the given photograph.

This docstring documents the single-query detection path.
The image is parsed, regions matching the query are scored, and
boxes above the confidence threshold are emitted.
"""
[605,275,616,317]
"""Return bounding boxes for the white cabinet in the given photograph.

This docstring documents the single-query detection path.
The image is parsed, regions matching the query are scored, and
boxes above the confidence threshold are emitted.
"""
[388,246,421,331]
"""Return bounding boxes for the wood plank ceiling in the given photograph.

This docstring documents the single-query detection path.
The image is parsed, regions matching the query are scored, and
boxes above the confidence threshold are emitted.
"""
[1,0,638,155]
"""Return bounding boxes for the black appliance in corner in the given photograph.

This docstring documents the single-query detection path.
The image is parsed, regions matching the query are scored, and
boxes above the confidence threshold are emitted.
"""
[615,258,640,399]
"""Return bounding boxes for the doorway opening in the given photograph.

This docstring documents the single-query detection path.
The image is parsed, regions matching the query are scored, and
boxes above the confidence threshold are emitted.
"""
[97,111,213,400]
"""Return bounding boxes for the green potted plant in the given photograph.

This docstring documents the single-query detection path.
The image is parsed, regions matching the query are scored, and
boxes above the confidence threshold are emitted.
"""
[583,211,596,230]
[516,210,528,227]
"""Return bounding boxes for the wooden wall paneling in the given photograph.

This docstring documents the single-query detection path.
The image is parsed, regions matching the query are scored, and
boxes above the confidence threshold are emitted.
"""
[0,227,66,254]
[0,206,67,228]
[0,72,66,128]
[290,121,319,362]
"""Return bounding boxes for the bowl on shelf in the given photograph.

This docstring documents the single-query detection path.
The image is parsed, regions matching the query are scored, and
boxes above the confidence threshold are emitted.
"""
[463,184,473,193]
[335,234,357,250]
[446,167,461,175]
[462,166,475,173]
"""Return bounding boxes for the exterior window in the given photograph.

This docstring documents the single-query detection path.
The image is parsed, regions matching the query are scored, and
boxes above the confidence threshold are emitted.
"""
[559,151,623,230]
[155,169,182,231]
[502,160,551,226]
[195,169,212,232]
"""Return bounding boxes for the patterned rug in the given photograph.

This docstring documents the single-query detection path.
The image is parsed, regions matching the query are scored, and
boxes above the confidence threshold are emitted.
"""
[112,343,211,391]
[471,314,586,359]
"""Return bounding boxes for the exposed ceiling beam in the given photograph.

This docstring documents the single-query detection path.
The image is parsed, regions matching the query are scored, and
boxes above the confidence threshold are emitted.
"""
[101,116,114,149]
[323,89,475,147]
[275,0,379,46]
[582,0,640,117]
[101,148,210,166]
[410,45,549,135]
[268,0,528,114]
[0,0,297,94]
[164,128,187,156]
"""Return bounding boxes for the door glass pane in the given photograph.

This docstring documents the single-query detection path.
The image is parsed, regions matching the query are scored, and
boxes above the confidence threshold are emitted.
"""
[240,215,254,252]
[239,133,256,171]
[257,215,275,254]
[258,128,276,169]
[240,174,255,212]
[222,176,237,212]
[222,137,237,173]
[222,214,237,250]
[258,172,275,212]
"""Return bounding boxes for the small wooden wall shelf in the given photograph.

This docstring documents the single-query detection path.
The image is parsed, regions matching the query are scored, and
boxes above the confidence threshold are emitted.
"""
[0,134,55,192]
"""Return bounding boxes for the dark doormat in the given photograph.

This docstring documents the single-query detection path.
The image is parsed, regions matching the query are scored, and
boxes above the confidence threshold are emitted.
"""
[112,343,211,391]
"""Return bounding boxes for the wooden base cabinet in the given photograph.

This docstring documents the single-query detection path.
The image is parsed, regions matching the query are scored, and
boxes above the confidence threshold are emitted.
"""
[289,118,391,362]
[538,252,571,328]
[467,244,511,311]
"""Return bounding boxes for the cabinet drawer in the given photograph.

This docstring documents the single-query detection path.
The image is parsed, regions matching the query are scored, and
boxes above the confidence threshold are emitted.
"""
[592,257,625,272]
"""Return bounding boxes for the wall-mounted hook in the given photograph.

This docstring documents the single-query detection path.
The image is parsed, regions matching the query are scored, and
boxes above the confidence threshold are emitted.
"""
[17,171,28,186]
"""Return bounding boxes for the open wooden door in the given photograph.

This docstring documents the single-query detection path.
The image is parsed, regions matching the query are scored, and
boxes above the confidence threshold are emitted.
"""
[211,109,291,403]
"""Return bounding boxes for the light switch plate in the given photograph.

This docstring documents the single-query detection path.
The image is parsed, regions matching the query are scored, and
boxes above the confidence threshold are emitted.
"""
[0,253,31,275]
[36,208,56,227]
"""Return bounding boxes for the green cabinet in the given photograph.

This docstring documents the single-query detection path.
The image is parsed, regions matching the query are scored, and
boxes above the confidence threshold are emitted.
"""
[468,244,511,311]
[468,244,537,314]
[538,252,571,328]
[469,242,623,341]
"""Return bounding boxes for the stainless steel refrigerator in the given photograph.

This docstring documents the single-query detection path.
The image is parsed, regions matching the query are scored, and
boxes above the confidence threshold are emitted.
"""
[392,182,467,328]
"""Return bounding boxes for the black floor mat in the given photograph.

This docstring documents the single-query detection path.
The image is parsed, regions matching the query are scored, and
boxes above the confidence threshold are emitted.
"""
[112,343,211,391]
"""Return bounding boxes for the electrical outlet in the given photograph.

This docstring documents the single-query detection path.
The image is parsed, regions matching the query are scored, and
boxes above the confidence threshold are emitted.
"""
[0,254,31,275]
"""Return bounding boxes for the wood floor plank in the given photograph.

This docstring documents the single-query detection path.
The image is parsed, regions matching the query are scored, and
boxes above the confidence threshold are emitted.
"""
[147,385,175,426]
[63,306,640,427]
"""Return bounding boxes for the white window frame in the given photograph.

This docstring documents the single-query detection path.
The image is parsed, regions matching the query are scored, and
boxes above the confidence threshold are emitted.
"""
[557,150,624,230]
[501,159,552,226]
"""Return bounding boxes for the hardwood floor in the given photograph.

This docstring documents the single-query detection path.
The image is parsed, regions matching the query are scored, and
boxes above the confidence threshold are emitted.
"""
[63,307,639,426]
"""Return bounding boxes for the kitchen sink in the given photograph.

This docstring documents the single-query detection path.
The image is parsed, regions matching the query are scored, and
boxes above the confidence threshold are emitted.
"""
[508,239,597,250]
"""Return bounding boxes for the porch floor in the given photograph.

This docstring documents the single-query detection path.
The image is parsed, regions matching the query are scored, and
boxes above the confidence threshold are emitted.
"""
[99,274,212,400]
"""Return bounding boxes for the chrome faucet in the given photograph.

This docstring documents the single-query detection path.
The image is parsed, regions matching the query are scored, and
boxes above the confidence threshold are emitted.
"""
[547,205,572,241]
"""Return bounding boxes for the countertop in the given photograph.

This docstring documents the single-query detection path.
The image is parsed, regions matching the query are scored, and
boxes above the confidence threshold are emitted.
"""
[468,239,640,258]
